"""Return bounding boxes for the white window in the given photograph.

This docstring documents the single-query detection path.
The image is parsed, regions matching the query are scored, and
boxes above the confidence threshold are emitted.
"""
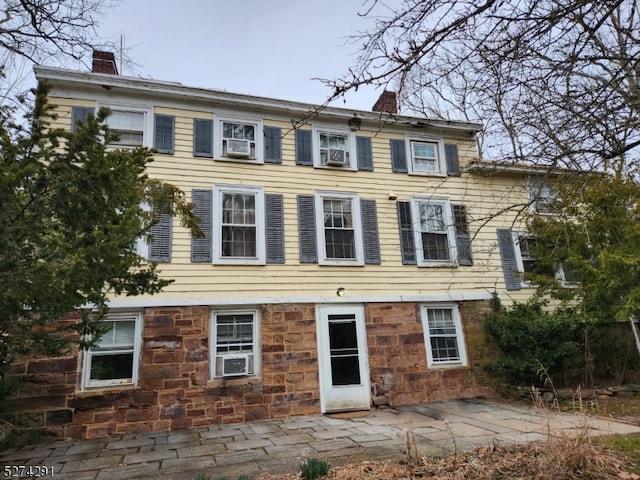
[100,104,153,148]
[82,312,142,389]
[407,137,446,175]
[527,177,556,214]
[315,191,364,265]
[421,305,467,367]
[512,231,576,286]
[210,310,260,378]
[214,115,263,162]
[213,185,265,265]
[313,126,357,169]
[411,197,457,266]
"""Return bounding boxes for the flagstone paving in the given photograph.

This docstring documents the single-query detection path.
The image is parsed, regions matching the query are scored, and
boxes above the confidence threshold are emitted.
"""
[2,399,640,479]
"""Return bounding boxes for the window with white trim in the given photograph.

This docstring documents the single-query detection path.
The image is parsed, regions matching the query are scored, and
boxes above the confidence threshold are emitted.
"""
[214,116,263,162]
[527,178,556,214]
[82,312,142,389]
[313,127,356,169]
[101,105,153,148]
[421,305,467,367]
[210,310,259,378]
[411,197,457,265]
[213,185,265,264]
[512,232,575,285]
[407,137,446,175]
[315,192,364,265]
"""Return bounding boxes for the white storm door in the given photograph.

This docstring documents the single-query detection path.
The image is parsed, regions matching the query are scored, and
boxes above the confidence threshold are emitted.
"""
[317,305,370,412]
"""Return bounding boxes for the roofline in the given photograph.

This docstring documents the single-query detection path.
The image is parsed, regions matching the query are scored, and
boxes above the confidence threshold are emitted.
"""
[467,160,586,176]
[34,65,483,135]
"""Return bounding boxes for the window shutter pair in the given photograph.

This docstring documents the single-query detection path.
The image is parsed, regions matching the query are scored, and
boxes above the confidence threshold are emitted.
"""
[193,121,282,163]
[190,189,284,263]
[497,228,521,290]
[396,201,473,266]
[296,195,381,264]
[295,130,374,171]
[390,139,460,175]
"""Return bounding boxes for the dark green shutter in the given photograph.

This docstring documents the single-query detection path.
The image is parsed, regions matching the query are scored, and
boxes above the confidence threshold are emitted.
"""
[264,126,282,164]
[191,189,212,262]
[71,106,94,132]
[361,199,380,264]
[445,143,460,176]
[266,193,284,263]
[295,129,313,166]
[154,114,175,154]
[452,204,473,266]
[390,139,407,173]
[149,212,172,262]
[356,136,374,171]
[497,228,521,290]
[193,119,213,157]
[397,201,416,265]
[297,195,317,263]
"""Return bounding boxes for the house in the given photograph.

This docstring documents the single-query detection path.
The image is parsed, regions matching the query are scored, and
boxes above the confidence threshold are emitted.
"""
[15,52,547,439]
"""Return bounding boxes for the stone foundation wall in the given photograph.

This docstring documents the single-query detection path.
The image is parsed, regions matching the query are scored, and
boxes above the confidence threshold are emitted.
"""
[6,300,494,439]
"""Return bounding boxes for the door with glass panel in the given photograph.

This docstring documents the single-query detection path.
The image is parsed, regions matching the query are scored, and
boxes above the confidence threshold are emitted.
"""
[316,305,370,412]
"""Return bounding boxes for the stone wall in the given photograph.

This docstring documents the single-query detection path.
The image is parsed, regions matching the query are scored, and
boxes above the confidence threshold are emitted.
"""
[5,300,494,439]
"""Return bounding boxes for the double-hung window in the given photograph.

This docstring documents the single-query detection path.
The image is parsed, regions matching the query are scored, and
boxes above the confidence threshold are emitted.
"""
[100,105,153,148]
[315,192,364,265]
[82,312,142,389]
[210,310,259,378]
[411,197,456,265]
[214,115,263,162]
[213,185,265,264]
[527,178,556,214]
[421,305,467,367]
[411,141,440,173]
[313,127,356,169]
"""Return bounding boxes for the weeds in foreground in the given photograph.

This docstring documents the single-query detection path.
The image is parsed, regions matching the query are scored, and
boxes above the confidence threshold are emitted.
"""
[300,457,330,480]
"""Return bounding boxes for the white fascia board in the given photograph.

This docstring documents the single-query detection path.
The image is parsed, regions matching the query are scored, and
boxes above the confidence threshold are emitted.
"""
[34,65,483,136]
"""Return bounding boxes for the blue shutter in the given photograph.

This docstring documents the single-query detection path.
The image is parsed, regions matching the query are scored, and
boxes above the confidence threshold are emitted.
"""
[71,106,94,132]
[191,189,212,262]
[149,212,172,262]
[295,129,313,166]
[193,119,213,157]
[360,199,380,264]
[397,201,416,265]
[154,114,175,154]
[356,136,374,171]
[445,143,460,176]
[266,193,285,263]
[497,228,521,290]
[452,204,473,266]
[297,195,317,263]
[264,126,282,164]
[390,139,407,173]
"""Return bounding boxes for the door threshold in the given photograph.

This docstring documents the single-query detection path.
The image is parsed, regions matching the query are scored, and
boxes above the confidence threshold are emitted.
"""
[326,410,370,419]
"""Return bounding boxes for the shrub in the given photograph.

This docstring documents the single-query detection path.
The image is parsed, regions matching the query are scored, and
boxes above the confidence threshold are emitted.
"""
[483,297,585,386]
[300,457,330,480]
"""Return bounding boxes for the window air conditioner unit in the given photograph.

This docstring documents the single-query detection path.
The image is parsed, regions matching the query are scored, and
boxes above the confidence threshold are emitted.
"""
[326,149,347,166]
[221,354,250,376]
[226,139,251,157]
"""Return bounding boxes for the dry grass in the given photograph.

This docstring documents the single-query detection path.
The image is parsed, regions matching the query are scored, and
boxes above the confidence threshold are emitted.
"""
[257,435,633,479]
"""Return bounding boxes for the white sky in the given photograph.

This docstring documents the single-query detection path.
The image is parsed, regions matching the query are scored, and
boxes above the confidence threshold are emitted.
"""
[96,0,391,112]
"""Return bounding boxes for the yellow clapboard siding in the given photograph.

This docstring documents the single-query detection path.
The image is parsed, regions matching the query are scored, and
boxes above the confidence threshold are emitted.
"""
[47,97,530,303]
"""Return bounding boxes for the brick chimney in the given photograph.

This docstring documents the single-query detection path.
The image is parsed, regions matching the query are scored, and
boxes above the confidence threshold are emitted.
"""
[372,90,397,114]
[92,50,118,75]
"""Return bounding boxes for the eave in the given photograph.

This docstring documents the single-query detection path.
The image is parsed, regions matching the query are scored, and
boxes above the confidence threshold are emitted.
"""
[34,65,483,137]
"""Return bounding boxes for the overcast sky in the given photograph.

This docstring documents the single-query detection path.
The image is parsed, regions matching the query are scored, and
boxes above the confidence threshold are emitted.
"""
[96,0,392,112]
